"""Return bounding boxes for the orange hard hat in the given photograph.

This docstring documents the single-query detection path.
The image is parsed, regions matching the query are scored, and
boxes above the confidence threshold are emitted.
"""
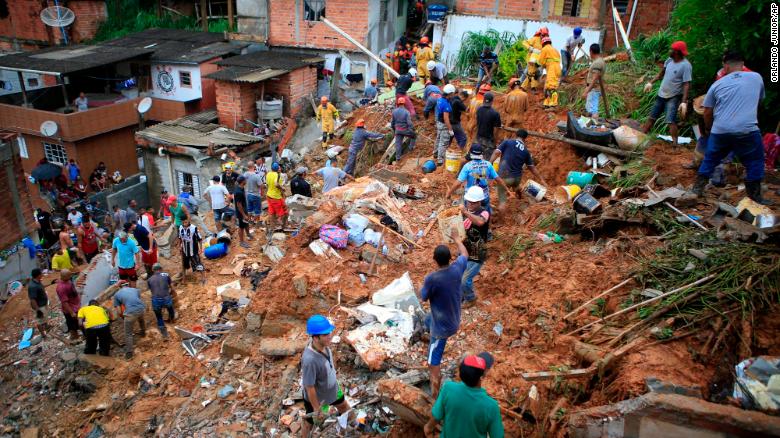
[397,96,406,105]
[479,83,492,93]
[539,27,549,36]
[420,36,429,44]
[355,118,365,127]
[386,80,395,87]
[541,36,552,45]
[371,78,377,84]
[508,77,519,88]
[320,96,328,103]
[385,52,392,58]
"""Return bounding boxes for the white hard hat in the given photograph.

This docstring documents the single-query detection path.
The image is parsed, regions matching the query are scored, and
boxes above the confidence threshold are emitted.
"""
[443,84,456,94]
[426,60,436,71]
[408,68,417,77]
[464,186,486,202]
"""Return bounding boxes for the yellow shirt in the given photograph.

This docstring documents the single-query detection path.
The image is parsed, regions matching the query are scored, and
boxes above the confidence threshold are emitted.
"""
[538,44,561,66]
[52,251,73,271]
[266,171,283,200]
[523,36,543,61]
[77,305,110,328]
[316,103,339,123]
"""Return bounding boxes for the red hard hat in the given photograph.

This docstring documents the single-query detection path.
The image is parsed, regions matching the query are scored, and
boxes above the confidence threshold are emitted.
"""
[479,83,492,93]
[541,36,552,45]
[371,78,378,84]
[420,36,429,44]
[397,96,406,105]
[671,41,688,56]
[355,118,365,127]
[536,27,549,37]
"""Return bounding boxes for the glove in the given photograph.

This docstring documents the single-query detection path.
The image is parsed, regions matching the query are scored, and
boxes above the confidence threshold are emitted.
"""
[643,82,653,93]
[532,48,541,54]
[678,102,688,118]
[316,116,321,122]
[448,130,454,137]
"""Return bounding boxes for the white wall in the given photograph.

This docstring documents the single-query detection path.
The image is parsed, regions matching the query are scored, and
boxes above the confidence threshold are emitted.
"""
[0,70,46,96]
[435,14,602,71]
[150,63,203,102]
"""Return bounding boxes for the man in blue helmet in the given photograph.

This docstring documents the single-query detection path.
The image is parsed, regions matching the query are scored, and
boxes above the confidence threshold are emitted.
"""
[301,314,351,436]
[562,27,585,79]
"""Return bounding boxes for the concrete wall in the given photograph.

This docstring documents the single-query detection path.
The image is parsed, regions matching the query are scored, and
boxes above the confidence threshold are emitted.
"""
[0,70,46,97]
[238,0,269,38]
[435,14,601,70]
[0,138,36,250]
[215,80,260,130]
[151,63,204,102]
[267,0,370,51]
[0,249,38,290]
[105,174,150,212]
[142,149,222,212]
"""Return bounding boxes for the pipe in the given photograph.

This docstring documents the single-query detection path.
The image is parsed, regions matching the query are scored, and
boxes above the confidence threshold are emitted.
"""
[321,18,399,78]
[612,6,636,63]
[626,0,639,38]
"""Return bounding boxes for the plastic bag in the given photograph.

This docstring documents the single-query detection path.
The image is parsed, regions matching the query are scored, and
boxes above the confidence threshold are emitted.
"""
[320,224,349,249]
[364,228,382,247]
[344,214,369,232]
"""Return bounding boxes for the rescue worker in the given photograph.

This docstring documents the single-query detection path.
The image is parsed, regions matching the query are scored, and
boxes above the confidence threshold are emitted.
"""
[361,78,379,105]
[477,46,499,88]
[392,97,416,163]
[435,84,457,165]
[538,36,562,107]
[344,119,385,176]
[395,68,417,118]
[521,27,548,92]
[316,96,340,148]
[416,36,435,84]
[562,27,585,79]
[503,78,529,128]
[427,60,448,85]
[422,81,442,119]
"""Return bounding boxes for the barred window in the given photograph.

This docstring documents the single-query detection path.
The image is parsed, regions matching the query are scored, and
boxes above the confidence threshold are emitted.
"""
[43,142,67,165]
[304,0,325,21]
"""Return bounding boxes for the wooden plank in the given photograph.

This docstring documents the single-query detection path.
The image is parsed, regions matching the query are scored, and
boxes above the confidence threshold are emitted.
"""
[563,278,633,320]
[366,215,421,248]
[521,367,596,382]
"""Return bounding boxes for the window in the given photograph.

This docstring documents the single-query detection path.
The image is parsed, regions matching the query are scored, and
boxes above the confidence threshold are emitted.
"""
[43,142,67,165]
[17,136,28,159]
[397,0,405,17]
[613,0,629,14]
[180,71,192,88]
[304,0,325,21]
[176,171,202,198]
[27,77,39,87]
[380,0,388,22]
[555,0,592,17]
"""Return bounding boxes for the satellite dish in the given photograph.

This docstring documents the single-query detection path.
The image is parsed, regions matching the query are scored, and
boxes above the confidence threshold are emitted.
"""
[40,6,76,27]
[40,120,59,137]
[137,97,153,114]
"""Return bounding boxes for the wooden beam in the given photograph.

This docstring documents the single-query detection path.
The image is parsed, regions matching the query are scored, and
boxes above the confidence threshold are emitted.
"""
[612,6,636,63]
[201,0,208,32]
[500,127,635,158]
[321,18,399,78]
[227,0,234,31]
[522,366,596,382]
[563,278,633,320]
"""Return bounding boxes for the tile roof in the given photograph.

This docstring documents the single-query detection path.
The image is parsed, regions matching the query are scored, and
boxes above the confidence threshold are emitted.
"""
[102,28,247,64]
[0,45,154,75]
[206,49,322,83]
[136,110,262,148]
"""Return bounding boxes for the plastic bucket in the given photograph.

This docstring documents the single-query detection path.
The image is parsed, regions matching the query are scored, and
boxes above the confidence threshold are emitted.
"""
[427,4,448,22]
[492,158,500,172]
[445,151,462,174]
[523,180,547,201]
[566,171,595,188]
[554,184,581,203]
[216,229,232,245]
[573,192,602,214]
[204,242,227,259]
[422,160,437,173]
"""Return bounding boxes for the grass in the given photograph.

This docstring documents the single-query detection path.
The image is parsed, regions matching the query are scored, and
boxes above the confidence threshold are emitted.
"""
[499,234,535,265]
[608,159,655,189]
[454,30,521,81]
[535,212,558,231]
[590,298,607,317]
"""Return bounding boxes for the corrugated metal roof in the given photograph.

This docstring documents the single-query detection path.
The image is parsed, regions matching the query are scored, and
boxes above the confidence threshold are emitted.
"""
[0,45,154,75]
[137,110,261,148]
[102,29,247,64]
[216,49,323,70]
[205,67,289,83]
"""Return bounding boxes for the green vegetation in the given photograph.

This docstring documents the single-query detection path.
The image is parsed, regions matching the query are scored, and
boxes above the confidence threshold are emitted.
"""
[93,0,230,42]
[499,234,535,265]
[453,30,523,83]
[608,159,655,189]
[535,211,558,231]
[589,298,607,317]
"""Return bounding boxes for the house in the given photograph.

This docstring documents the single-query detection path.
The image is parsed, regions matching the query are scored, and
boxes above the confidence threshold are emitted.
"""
[237,0,408,88]
[135,109,267,207]
[206,49,322,131]
[103,29,249,112]
[0,0,107,51]
[0,131,38,286]
[0,29,248,208]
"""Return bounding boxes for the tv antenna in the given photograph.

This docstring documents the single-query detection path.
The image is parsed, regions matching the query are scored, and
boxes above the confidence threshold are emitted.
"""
[40,5,75,45]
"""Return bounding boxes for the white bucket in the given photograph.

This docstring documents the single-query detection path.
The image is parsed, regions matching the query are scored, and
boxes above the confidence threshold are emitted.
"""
[523,180,547,201]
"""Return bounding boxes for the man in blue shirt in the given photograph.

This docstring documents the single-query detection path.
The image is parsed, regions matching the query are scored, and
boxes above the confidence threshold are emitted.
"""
[420,231,468,399]
[434,84,457,165]
[112,231,140,287]
[489,129,548,214]
[693,50,769,204]
[113,281,146,359]
[361,78,379,105]
[422,82,442,119]
[446,144,510,213]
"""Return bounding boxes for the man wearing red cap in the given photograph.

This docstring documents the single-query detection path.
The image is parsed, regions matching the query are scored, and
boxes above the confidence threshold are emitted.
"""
[641,41,692,148]
[424,354,504,437]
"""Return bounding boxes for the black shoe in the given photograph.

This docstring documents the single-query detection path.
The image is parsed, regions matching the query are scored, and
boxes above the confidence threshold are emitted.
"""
[746,181,774,206]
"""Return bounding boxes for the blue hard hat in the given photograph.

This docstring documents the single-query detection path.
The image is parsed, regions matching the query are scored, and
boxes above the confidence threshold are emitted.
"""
[422,160,436,173]
[306,315,335,336]
[574,27,582,36]
[271,162,280,171]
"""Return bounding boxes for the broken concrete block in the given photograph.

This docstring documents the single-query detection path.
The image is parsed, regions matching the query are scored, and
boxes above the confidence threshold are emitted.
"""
[258,337,307,356]
[260,320,294,337]
[246,312,263,332]
[645,377,703,398]
[220,288,248,302]
[77,353,118,370]
[20,428,40,438]
[292,274,308,298]
[376,379,433,427]
[221,333,260,357]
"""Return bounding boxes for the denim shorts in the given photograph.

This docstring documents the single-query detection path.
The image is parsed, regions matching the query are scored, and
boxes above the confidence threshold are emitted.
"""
[650,94,681,124]
[586,90,601,115]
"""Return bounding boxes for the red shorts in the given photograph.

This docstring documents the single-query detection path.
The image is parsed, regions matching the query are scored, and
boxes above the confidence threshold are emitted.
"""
[118,267,138,281]
[141,243,158,266]
[267,197,287,217]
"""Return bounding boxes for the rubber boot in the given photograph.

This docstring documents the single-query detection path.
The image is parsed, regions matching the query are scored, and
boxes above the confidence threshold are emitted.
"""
[691,175,708,197]
[746,181,773,206]
[321,141,328,149]
[550,91,559,107]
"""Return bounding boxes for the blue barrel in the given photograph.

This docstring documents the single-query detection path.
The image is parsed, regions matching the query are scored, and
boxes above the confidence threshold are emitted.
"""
[427,4,448,22]
[204,242,228,259]
[422,160,437,173]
